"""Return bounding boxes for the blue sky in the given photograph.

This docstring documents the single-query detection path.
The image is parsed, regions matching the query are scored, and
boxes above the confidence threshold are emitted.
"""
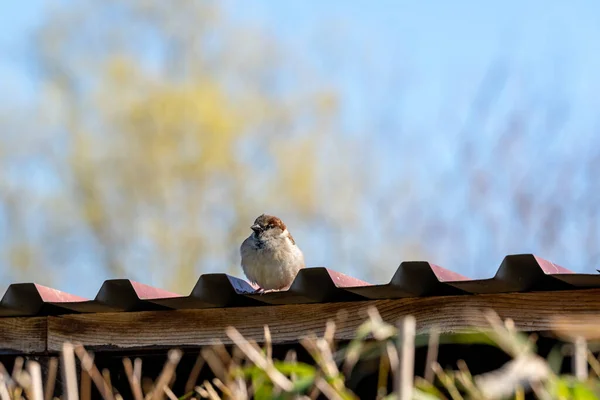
[225,0,600,104]
[0,1,45,105]
[2,1,600,296]
[222,0,600,272]
[4,1,600,121]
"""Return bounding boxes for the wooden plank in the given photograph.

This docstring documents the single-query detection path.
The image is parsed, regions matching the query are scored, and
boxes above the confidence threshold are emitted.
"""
[0,317,46,354]
[45,289,600,352]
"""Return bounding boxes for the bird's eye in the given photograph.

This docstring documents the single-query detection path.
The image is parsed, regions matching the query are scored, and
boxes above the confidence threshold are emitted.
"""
[267,224,274,229]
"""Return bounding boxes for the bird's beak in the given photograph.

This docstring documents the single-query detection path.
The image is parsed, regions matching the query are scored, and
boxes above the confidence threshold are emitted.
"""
[251,224,262,233]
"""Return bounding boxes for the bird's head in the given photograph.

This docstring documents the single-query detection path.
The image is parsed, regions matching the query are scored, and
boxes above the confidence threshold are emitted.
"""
[250,214,287,239]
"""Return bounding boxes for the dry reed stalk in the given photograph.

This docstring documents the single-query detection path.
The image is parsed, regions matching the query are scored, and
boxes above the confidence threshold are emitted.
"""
[200,348,228,384]
[44,357,58,400]
[226,326,294,392]
[314,377,343,400]
[122,358,144,400]
[60,343,79,400]
[587,350,600,377]
[74,344,114,400]
[424,326,440,383]
[324,320,336,350]
[12,357,24,394]
[184,354,205,394]
[264,325,273,362]
[101,368,114,400]
[0,376,10,400]
[0,385,8,400]
[149,349,182,400]
[133,358,142,385]
[162,386,178,400]
[200,380,220,400]
[26,361,44,400]
[431,363,463,400]
[0,363,15,392]
[284,350,298,383]
[455,360,482,399]
[212,378,235,398]
[573,336,588,381]
[395,315,415,400]
[376,350,390,399]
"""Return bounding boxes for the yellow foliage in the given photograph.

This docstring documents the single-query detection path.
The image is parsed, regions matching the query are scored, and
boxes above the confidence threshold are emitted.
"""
[19,0,344,293]
[8,244,35,273]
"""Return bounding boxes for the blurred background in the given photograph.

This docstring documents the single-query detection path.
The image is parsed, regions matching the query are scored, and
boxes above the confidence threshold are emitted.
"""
[0,0,599,297]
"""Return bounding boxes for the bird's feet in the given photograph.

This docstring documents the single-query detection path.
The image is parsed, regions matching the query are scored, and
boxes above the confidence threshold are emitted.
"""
[254,288,277,295]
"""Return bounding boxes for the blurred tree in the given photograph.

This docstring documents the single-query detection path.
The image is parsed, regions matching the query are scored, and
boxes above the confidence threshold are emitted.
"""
[0,0,357,293]
[347,57,600,278]
[3,1,595,297]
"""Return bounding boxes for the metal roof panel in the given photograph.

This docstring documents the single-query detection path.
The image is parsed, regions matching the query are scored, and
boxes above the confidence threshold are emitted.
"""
[0,254,596,317]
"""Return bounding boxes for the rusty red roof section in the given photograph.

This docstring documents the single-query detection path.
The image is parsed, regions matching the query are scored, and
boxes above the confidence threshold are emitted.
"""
[0,253,598,318]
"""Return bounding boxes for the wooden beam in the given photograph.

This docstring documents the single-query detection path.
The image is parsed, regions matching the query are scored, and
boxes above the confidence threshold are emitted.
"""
[45,289,600,352]
[0,316,46,354]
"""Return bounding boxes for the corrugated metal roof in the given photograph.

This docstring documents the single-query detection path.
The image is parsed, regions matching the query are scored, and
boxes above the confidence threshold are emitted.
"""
[0,254,598,318]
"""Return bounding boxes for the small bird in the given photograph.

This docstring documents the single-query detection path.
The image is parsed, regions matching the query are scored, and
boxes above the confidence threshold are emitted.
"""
[240,214,305,293]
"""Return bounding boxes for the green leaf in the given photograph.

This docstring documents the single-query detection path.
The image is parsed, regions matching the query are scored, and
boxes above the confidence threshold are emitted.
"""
[253,383,273,400]
[240,361,316,395]
[415,378,448,400]
[572,381,599,400]
[546,344,565,375]
[291,375,315,393]
[272,360,316,378]
[551,377,571,398]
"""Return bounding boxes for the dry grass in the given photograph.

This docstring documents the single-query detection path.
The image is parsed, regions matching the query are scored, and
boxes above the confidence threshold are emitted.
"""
[0,308,599,399]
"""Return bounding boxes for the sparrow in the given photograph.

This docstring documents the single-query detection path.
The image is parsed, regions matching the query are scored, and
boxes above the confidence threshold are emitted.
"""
[240,214,305,293]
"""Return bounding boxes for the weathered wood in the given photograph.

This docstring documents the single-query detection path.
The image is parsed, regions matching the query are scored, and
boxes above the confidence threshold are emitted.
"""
[0,317,46,354]
[45,289,600,352]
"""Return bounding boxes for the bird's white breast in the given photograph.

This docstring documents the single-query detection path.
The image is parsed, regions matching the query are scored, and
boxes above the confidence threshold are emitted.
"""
[240,231,304,290]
